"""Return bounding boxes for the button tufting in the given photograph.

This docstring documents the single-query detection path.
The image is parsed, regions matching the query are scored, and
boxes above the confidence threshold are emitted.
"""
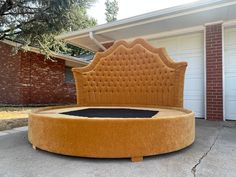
[75,41,187,108]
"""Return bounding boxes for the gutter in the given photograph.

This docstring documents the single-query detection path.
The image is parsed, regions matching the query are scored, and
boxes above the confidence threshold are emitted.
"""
[89,31,106,51]
[1,39,89,66]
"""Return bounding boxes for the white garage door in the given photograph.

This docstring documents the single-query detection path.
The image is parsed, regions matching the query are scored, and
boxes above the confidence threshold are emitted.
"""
[149,32,204,118]
[224,28,236,120]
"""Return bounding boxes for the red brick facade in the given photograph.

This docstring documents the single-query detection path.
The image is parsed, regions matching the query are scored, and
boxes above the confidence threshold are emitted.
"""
[206,23,223,120]
[0,42,76,105]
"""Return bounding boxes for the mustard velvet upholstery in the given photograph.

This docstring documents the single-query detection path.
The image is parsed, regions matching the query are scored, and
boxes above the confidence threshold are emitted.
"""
[28,39,195,162]
[73,39,187,108]
[28,106,195,161]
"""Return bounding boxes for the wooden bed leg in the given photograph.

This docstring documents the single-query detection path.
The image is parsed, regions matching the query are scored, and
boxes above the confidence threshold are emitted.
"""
[131,156,143,162]
[32,145,37,150]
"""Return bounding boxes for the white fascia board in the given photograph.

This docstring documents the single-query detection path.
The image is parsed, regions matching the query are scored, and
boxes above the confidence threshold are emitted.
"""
[2,39,23,48]
[56,0,233,40]
[26,47,89,66]
[52,53,89,66]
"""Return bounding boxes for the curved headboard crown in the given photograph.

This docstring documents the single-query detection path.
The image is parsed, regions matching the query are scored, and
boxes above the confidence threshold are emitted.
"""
[73,39,187,107]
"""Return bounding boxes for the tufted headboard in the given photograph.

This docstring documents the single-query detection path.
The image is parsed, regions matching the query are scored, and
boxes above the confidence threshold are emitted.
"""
[72,39,187,108]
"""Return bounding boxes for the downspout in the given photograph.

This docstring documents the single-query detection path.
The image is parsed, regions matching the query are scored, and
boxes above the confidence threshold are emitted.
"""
[89,31,106,51]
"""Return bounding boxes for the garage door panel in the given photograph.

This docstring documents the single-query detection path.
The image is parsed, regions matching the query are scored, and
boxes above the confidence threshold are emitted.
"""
[184,93,204,99]
[226,95,236,101]
[186,70,203,77]
[149,33,202,52]
[225,100,236,119]
[177,34,203,50]
[184,100,204,118]
[150,38,177,52]
[169,49,203,56]
[225,69,236,74]
[225,30,236,45]
[225,77,236,91]
[225,46,236,51]
[185,79,203,91]
[225,70,236,75]
[171,55,203,78]
[174,55,203,65]
[185,73,203,79]
[149,32,204,118]
[225,28,236,120]
[225,54,236,74]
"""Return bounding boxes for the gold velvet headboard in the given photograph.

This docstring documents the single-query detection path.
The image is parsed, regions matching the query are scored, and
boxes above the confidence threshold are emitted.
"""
[72,39,187,107]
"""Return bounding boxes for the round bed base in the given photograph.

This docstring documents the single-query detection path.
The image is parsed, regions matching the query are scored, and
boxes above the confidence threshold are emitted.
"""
[28,105,195,162]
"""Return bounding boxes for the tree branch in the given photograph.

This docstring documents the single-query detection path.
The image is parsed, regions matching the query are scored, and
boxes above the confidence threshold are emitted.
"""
[0,17,36,37]
[2,11,36,16]
[0,0,14,16]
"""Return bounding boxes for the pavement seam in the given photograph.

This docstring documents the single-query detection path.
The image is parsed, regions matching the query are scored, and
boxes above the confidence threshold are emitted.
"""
[191,126,222,177]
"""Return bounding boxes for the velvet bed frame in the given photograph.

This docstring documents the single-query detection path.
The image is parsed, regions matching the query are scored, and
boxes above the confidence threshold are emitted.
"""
[73,39,187,108]
[28,39,195,162]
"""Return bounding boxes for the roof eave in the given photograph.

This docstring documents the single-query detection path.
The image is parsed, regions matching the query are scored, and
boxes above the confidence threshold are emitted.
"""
[1,39,89,66]
[56,0,231,40]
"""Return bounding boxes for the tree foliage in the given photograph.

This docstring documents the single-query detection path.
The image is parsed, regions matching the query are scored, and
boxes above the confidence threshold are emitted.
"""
[0,0,96,58]
[105,0,118,23]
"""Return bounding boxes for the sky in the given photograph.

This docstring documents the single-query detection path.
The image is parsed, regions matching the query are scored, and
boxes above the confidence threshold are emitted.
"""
[88,0,200,24]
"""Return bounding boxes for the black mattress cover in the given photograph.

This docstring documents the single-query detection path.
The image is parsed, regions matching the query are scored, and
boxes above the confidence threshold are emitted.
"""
[61,108,158,118]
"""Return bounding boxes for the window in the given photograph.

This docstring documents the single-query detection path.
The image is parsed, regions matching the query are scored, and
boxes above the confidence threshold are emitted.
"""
[65,66,74,83]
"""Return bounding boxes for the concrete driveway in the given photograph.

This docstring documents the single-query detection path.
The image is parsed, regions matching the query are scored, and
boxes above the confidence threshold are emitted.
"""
[0,120,236,177]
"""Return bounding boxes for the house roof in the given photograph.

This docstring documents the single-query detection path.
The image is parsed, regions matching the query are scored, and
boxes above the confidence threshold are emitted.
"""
[56,0,236,51]
[1,39,89,66]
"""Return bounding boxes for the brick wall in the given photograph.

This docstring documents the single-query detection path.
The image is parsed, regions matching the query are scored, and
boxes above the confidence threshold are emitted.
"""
[0,43,22,104]
[0,42,76,105]
[206,23,223,120]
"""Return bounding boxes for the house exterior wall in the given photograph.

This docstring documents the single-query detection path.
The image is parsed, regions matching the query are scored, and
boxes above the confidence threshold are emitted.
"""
[0,42,22,104]
[0,42,76,105]
[100,24,225,121]
[205,23,224,120]
[0,22,227,120]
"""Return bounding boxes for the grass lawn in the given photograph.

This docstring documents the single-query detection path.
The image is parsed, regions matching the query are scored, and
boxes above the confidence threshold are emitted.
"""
[0,107,40,119]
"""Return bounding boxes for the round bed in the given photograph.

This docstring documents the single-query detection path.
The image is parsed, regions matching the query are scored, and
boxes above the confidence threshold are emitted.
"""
[28,39,195,162]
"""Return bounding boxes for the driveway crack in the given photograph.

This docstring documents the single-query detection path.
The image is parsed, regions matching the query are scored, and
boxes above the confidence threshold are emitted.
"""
[191,126,222,177]
[223,125,236,129]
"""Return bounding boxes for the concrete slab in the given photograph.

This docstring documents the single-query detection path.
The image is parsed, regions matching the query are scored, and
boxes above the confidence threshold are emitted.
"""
[2,129,21,134]
[0,132,8,136]
[0,120,235,177]
[196,123,236,177]
[13,126,28,131]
